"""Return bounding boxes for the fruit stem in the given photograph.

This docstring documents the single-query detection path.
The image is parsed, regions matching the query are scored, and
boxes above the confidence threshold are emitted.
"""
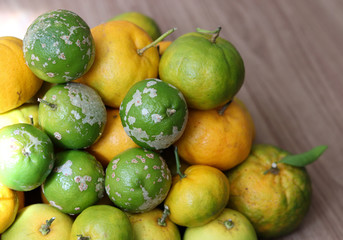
[29,115,34,125]
[196,26,222,43]
[77,235,91,240]
[224,219,234,229]
[37,98,57,110]
[137,28,177,56]
[158,205,170,226]
[218,100,232,115]
[174,146,186,179]
[263,162,280,175]
[39,217,55,235]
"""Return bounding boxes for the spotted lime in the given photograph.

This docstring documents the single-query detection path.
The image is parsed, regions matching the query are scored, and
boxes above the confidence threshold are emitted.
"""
[0,123,54,191]
[42,150,105,215]
[105,147,172,213]
[38,82,107,149]
[23,9,95,83]
[119,78,188,150]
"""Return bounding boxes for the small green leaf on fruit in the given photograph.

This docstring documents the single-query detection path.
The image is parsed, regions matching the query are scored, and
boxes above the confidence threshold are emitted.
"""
[278,145,328,167]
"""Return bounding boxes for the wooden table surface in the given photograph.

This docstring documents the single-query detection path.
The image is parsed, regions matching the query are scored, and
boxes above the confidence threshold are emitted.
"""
[1,0,342,239]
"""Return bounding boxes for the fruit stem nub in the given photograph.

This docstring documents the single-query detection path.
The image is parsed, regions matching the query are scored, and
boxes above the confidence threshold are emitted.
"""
[37,98,57,110]
[77,235,91,240]
[39,217,55,235]
[158,205,170,226]
[196,26,222,43]
[174,146,186,179]
[263,162,280,175]
[224,219,234,229]
[137,28,177,56]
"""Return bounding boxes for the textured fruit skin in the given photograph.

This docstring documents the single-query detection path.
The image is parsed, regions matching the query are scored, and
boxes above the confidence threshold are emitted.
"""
[227,144,312,239]
[42,150,105,214]
[78,20,159,108]
[164,165,230,227]
[0,103,39,130]
[119,78,188,150]
[159,31,245,110]
[70,205,133,240]
[184,208,257,240]
[175,98,255,171]
[2,203,73,240]
[105,148,172,213]
[38,82,107,149]
[0,36,43,113]
[0,183,19,234]
[0,123,54,191]
[126,208,181,240]
[23,9,95,83]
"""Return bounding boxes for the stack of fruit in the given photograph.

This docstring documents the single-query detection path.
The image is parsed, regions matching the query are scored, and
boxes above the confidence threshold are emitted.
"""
[0,9,327,240]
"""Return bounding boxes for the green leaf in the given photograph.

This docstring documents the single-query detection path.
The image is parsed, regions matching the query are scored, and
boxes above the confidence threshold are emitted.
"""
[278,145,328,167]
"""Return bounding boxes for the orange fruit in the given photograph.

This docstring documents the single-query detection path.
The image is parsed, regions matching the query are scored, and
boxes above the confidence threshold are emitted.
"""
[175,98,255,171]
[2,203,73,240]
[16,191,25,210]
[109,11,162,41]
[227,144,313,239]
[87,108,139,167]
[0,36,43,113]
[23,9,95,83]
[164,164,230,227]
[78,20,160,108]
[159,27,245,110]
[0,183,19,234]
[119,78,188,150]
[156,41,172,55]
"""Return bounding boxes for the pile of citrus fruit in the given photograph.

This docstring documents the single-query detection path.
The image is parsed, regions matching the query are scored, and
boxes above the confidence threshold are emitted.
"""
[0,9,327,240]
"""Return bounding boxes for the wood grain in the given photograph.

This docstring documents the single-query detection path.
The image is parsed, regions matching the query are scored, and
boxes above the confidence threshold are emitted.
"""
[0,0,342,239]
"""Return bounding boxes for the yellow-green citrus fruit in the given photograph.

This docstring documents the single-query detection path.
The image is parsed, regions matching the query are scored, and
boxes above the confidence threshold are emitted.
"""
[184,208,257,240]
[126,208,181,240]
[227,144,312,239]
[119,78,188,150]
[2,203,73,240]
[0,123,54,191]
[23,9,95,83]
[110,11,162,41]
[159,30,245,110]
[70,205,133,240]
[0,103,39,130]
[105,148,172,213]
[38,82,107,149]
[42,150,105,215]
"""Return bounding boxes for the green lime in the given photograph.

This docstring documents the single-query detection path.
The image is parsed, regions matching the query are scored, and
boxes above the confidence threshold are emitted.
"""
[184,208,257,240]
[70,205,133,240]
[23,9,95,83]
[42,150,105,214]
[38,82,107,149]
[0,123,54,191]
[159,27,245,110]
[109,11,162,40]
[119,78,188,150]
[105,147,172,213]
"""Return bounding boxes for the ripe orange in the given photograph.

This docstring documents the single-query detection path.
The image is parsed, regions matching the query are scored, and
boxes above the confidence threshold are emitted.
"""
[0,36,43,113]
[164,163,230,227]
[227,144,313,239]
[0,183,19,234]
[87,108,139,167]
[78,20,160,108]
[175,98,255,171]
